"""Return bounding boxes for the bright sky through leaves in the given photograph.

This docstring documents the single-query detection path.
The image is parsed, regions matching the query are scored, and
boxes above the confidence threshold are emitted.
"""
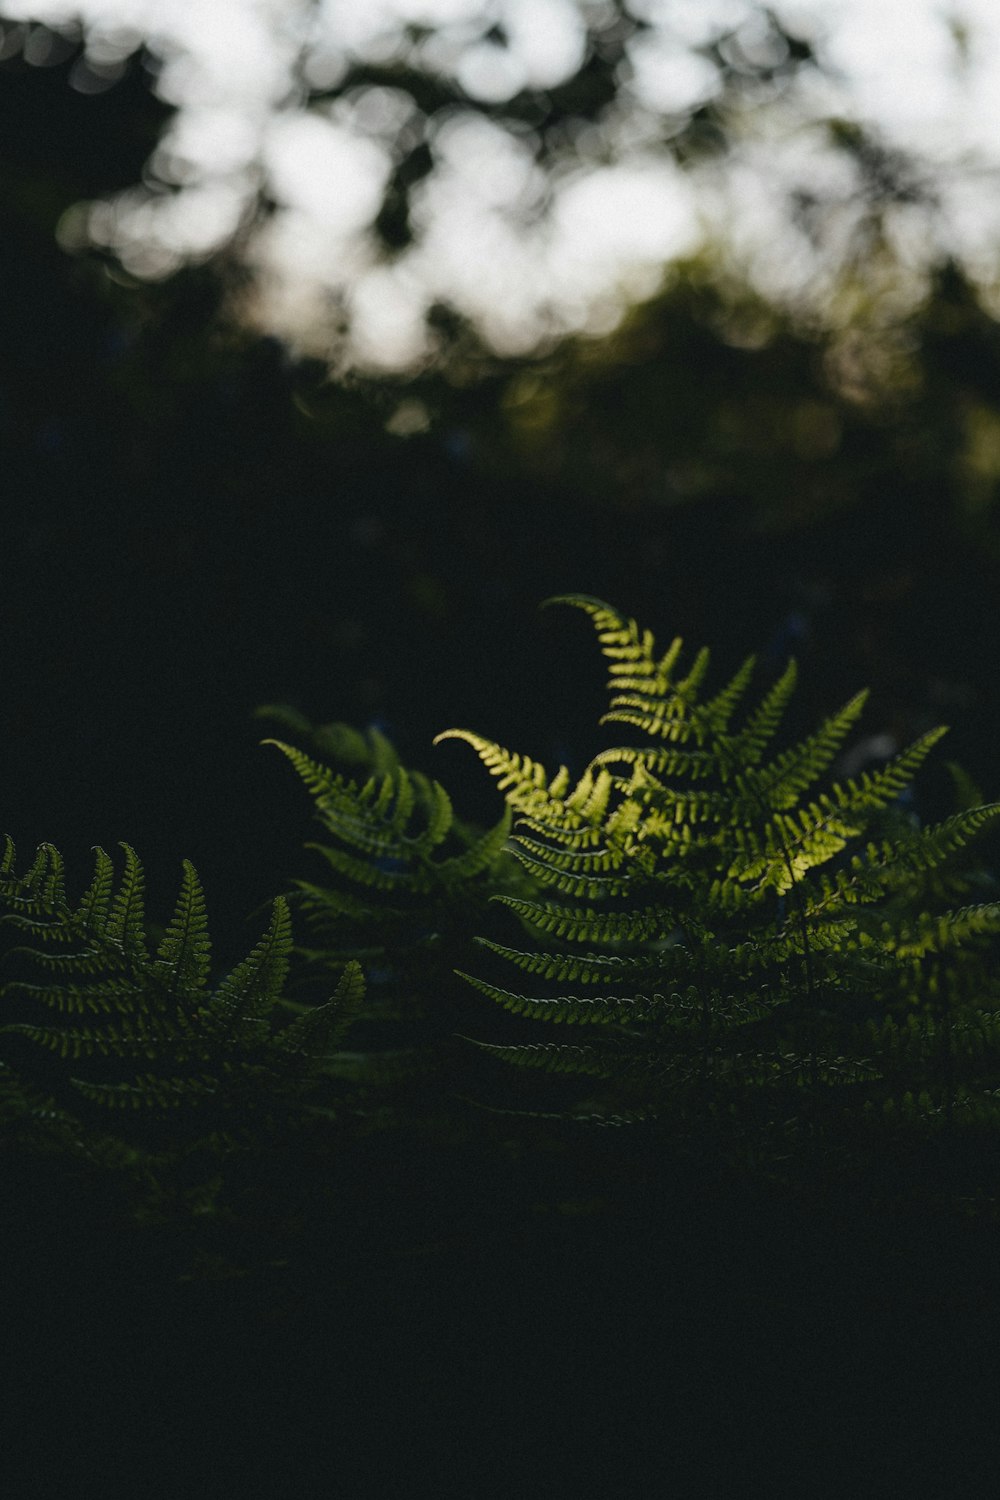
[4,0,1000,368]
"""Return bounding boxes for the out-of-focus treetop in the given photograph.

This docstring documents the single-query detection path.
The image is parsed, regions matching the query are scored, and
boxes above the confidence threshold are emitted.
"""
[3,0,1000,370]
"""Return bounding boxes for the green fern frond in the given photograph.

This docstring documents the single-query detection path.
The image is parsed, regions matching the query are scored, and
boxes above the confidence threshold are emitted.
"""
[260,738,358,811]
[273,959,365,1061]
[269,733,514,919]
[473,936,659,985]
[71,1072,219,1110]
[105,843,148,964]
[3,1015,197,1061]
[0,840,69,922]
[435,805,513,881]
[544,594,666,682]
[291,880,374,923]
[303,840,419,894]
[563,765,615,823]
[154,860,211,997]
[0,843,366,1137]
[78,844,116,929]
[491,895,668,945]
[832,726,950,813]
[3,970,147,1008]
[589,742,720,782]
[266,714,529,1129]
[454,970,659,1025]
[704,653,757,725]
[433,729,571,822]
[726,803,863,892]
[888,903,1000,958]
[886,802,1000,877]
[208,896,292,1035]
[741,690,870,810]
[465,1038,612,1076]
[729,659,799,770]
[447,596,1000,1193]
[804,804,1000,918]
[509,813,604,853]
[505,841,632,899]
[508,833,626,878]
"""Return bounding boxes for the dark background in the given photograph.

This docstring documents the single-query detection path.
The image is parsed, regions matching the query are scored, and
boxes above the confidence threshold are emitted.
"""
[5,21,1000,1489]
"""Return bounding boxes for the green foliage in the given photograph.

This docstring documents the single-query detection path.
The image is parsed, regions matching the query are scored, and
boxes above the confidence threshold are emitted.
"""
[0,836,365,1241]
[441,596,1000,1191]
[253,710,543,1175]
[258,709,523,1033]
[6,618,1000,1258]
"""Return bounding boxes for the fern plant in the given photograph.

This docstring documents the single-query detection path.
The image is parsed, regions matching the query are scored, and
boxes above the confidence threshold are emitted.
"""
[438,596,1000,1195]
[249,710,577,1258]
[258,708,527,1049]
[0,836,365,1251]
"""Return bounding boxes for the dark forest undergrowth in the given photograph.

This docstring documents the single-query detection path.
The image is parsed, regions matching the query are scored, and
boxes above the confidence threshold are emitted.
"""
[5,1124,1000,1495]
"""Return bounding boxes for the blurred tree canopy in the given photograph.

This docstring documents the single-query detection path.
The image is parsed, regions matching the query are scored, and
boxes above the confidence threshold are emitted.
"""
[9,2,992,367]
[3,5,1000,955]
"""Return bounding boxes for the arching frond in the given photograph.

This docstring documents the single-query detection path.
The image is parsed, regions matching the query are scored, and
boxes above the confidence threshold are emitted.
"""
[445,596,1000,1193]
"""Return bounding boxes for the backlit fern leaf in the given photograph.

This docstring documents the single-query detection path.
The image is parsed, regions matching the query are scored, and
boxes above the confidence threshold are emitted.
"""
[729,659,800,770]
[739,690,869,810]
[432,729,573,823]
[443,596,1000,1181]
